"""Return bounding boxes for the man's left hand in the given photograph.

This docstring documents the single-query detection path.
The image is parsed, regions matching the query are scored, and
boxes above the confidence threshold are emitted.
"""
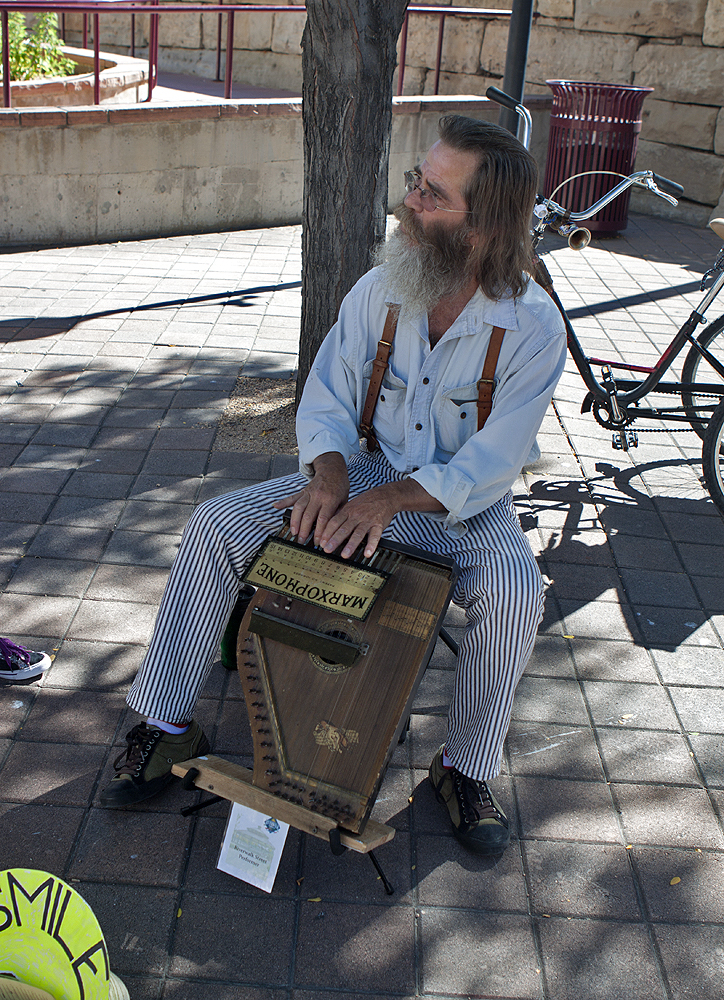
[318,479,446,560]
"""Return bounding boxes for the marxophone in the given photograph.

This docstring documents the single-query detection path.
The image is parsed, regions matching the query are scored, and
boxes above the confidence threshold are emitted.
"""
[174,516,457,872]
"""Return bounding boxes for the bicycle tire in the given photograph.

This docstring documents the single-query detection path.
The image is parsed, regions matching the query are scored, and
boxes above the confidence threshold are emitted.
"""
[681,313,724,439]
[702,396,724,516]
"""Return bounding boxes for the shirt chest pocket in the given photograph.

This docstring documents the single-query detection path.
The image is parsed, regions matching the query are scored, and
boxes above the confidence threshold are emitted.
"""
[362,358,407,449]
[434,381,482,455]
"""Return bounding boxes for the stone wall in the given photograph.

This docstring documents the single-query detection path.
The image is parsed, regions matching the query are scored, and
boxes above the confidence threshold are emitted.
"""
[58,1,724,226]
[0,96,551,247]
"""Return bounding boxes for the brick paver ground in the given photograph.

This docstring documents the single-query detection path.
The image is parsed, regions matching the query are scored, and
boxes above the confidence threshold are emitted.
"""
[1,211,723,1000]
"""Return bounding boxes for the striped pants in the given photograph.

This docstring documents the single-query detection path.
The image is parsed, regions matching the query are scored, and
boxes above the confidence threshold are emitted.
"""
[127,450,543,781]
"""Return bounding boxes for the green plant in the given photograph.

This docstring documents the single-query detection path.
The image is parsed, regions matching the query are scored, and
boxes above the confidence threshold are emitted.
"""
[1,12,76,81]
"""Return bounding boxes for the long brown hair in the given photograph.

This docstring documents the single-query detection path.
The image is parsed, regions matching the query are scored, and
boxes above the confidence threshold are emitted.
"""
[437,114,538,300]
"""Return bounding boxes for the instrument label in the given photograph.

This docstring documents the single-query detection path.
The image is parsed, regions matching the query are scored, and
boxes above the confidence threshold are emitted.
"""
[244,538,387,621]
[313,720,359,754]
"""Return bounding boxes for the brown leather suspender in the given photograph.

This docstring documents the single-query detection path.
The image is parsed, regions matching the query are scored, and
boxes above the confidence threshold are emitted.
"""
[359,308,399,453]
[476,323,506,432]
[359,310,506,451]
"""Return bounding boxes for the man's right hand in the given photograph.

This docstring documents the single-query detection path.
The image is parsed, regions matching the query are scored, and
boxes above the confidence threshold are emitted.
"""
[272,452,349,546]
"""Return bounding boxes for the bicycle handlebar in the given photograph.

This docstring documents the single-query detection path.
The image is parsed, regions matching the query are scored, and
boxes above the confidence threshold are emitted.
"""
[485,86,532,149]
[652,173,684,198]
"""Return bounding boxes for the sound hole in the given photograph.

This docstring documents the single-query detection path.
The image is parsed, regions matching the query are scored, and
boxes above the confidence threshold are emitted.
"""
[309,619,362,674]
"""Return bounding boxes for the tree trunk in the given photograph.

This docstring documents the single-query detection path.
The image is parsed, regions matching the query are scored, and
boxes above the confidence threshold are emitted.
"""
[296,0,408,408]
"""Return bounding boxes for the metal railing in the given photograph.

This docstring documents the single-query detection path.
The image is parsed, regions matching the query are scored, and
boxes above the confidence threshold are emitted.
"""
[1,2,511,110]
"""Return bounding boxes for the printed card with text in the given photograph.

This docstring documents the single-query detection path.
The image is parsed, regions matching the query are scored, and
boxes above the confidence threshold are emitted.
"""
[217,802,289,893]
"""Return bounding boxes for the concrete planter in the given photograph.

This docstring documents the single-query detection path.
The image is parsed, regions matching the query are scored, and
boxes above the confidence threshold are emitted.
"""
[8,46,149,107]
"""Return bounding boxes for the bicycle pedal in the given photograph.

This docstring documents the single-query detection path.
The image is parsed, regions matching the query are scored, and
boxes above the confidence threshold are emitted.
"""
[612,430,639,450]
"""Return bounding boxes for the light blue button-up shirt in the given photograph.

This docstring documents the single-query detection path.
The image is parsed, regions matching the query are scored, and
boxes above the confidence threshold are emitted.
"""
[296,266,567,534]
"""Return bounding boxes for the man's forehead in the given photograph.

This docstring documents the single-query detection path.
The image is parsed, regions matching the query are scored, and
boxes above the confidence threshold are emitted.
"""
[420,140,479,193]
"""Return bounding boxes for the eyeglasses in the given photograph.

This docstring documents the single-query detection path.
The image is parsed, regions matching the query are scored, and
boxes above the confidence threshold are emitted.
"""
[403,169,471,214]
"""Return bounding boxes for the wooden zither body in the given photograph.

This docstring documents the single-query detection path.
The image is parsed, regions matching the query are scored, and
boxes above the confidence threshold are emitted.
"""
[237,528,457,834]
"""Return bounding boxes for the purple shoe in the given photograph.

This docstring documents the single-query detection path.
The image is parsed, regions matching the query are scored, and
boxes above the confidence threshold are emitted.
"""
[0,637,52,683]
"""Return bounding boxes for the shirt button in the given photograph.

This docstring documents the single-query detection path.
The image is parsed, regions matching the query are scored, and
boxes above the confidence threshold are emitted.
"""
[422,377,429,385]
[415,423,422,430]
[380,394,385,402]
[460,411,467,419]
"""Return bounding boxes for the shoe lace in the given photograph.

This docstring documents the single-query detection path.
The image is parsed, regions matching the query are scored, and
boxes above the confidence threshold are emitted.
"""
[0,637,31,670]
[112,723,160,776]
[454,772,504,825]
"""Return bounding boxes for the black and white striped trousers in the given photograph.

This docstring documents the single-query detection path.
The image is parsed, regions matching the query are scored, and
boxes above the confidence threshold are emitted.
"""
[127,450,544,781]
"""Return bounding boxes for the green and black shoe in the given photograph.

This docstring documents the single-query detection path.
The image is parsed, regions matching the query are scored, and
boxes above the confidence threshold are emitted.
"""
[428,745,510,855]
[100,720,210,808]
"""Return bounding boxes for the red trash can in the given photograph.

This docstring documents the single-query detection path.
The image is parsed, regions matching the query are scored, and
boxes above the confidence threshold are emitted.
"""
[543,81,653,234]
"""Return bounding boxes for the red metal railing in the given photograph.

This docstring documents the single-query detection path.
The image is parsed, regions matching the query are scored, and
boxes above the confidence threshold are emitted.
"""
[1,3,511,110]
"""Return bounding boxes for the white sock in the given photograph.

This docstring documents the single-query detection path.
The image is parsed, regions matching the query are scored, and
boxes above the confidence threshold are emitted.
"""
[147,717,190,735]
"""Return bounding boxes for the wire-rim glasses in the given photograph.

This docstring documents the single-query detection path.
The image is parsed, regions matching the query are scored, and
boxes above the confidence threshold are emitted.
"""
[403,169,471,214]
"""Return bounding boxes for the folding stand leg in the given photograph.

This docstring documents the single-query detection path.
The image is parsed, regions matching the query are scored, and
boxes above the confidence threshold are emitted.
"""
[368,850,395,895]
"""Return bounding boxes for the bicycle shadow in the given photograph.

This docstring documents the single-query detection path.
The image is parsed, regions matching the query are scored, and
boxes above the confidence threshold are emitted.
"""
[522,459,723,651]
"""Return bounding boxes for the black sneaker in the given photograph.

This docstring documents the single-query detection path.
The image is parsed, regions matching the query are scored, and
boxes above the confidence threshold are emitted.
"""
[428,745,510,855]
[0,638,52,684]
[100,720,211,808]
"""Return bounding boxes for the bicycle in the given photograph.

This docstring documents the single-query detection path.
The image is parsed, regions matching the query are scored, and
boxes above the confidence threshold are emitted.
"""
[486,87,724,515]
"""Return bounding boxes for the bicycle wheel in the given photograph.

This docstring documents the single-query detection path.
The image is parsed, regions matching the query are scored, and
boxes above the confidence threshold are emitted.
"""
[702,396,724,515]
[681,313,724,439]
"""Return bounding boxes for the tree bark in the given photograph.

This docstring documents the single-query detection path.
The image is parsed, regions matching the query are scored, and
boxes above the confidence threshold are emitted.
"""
[296,0,408,408]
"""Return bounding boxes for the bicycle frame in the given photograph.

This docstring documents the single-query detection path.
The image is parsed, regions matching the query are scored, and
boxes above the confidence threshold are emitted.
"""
[533,175,724,427]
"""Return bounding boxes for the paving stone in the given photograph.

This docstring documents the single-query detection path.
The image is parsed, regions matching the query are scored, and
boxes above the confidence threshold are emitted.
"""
[0,423,41,444]
[569,636,660,682]
[0,491,56,523]
[85,563,169,605]
[31,422,99,447]
[506,721,604,781]
[27,525,112,561]
[169,892,295,982]
[68,808,194,887]
[689,733,724,787]
[558,598,641,642]
[5,555,97,597]
[0,740,105,805]
[667,686,724,733]
[419,907,539,997]
[42,639,145,692]
[61,470,134,499]
[67,599,158,644]
[416,834,528,911]
[80,448,147,475]
[581,680,681,731]
[650,645,724,686]
[295,902,414,993]
[524,840,641,919]
[0,802,85,872]
[612,783,724,849]
[596,727,700,785]
[514,776,621,843]
[630,605,720,648]
[130,475,202,504]
[511,675,590,726]
[538,916,666,1000]
[100,530,181,568]
[18,688,127,745]
[102,407,166,428]
[93,426,158,450]
[76,883,178,978]
[653,923,724,1000]
[524,633,577,678]
[634,846,724,923]
[0,593,80,637]
[46,495,126,528]
[164,983,281,1000]
[142,449,208,477]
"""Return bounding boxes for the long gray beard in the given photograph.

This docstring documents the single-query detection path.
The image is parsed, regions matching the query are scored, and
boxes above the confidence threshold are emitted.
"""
[372,219,474,317]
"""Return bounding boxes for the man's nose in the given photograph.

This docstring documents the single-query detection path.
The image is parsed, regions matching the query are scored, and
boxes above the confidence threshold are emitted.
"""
[404,188,423,213]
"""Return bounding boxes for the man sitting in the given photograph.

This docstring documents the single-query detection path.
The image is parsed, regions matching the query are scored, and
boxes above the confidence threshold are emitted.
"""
[100,115,566,857]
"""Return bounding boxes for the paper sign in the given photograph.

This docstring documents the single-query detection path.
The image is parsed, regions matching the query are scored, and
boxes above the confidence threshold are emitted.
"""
[217,803,289,893]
